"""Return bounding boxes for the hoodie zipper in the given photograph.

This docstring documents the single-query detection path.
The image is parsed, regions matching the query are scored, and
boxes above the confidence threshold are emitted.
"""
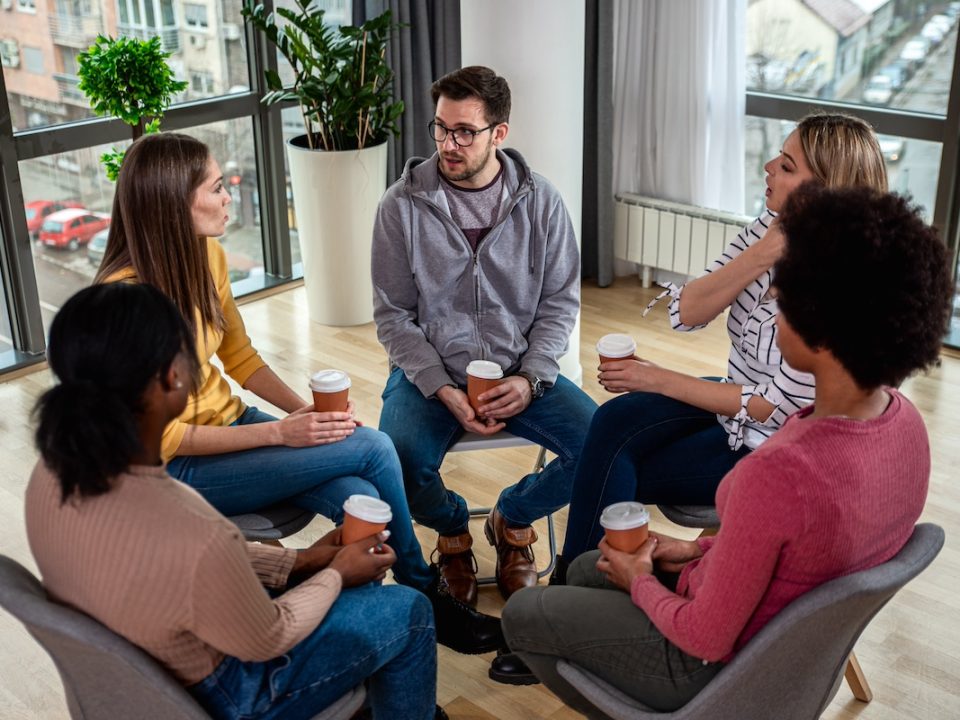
[411,185,534,362]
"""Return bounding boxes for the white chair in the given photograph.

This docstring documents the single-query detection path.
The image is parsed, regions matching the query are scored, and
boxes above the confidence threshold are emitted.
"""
[448,431,555,584]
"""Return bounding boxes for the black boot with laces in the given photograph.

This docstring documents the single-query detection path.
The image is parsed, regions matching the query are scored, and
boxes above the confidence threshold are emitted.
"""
[425,575,506,654]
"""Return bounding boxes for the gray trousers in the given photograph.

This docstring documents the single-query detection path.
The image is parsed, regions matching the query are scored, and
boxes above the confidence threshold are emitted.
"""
[501,551,724,716]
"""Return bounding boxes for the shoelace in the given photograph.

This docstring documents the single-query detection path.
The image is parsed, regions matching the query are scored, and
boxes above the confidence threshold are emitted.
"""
[430,547,479,573]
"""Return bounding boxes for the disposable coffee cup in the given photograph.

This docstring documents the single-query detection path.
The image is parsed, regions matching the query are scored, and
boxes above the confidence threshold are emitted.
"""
[466,360,504,414]
[599,501,650,553]
[597,334,637,365]
[341,495,393,545]
[310,369,351,413]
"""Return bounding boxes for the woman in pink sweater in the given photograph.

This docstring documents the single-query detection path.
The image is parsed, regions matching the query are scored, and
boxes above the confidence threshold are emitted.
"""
[26,283,445,719]
[500,184,952,712]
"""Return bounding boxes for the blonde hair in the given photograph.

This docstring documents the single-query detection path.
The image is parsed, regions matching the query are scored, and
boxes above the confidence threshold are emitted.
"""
[795,113,888,192]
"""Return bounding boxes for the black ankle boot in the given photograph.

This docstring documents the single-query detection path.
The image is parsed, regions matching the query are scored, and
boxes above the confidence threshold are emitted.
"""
[548,554,568,585]
[488,650,540,685]
[426,577,507,655]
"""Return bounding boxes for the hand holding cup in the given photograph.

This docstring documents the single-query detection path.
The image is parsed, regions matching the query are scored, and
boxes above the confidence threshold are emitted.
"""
[466,360,504,416]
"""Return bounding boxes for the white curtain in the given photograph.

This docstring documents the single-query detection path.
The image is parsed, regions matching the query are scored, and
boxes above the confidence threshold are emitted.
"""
[612,0,746,214]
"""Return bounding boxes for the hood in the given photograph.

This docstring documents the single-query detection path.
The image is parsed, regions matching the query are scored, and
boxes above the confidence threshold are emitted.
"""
[399,147,535,199]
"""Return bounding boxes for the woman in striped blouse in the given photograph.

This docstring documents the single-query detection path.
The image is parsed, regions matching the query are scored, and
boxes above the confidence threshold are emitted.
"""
[557,113,889,573]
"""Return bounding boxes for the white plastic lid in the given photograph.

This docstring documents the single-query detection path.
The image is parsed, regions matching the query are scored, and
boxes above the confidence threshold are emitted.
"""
[309,369,351,393]
[596,334,637,358]
[599,501,650,530]
[342,495,393,523]
[466,360,504,380]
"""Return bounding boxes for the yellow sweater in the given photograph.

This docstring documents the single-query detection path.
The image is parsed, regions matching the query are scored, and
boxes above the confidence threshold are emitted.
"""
[105,238,267,461]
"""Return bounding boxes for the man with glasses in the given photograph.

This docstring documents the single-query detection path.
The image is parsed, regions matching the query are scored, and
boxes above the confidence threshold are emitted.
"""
[372,66,596,611]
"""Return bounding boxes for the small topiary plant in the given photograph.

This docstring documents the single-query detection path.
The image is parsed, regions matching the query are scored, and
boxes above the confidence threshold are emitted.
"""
[77,35,187,180]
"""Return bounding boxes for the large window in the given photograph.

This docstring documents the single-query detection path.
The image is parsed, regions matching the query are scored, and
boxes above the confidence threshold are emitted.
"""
[745,0,960,347]
[744,117,941,221]
[3,0,250,133]
[0,249,12,356]
[747,0,958,115]
[0,0,354,372]
[17,116,263,333]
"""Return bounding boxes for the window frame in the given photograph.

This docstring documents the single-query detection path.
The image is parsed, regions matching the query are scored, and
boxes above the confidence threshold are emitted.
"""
[0,0,294,373]
[746,32,960,348]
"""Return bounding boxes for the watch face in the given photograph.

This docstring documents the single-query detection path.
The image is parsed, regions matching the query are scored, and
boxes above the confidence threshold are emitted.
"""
[531,377,545,398]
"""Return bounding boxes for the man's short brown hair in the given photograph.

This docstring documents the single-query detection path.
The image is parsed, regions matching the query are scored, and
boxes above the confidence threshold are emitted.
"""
[431,66,511,125]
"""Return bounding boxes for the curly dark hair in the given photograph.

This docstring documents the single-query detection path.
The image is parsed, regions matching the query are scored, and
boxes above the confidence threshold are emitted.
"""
[774,182,951,390]
[431,66,511,125]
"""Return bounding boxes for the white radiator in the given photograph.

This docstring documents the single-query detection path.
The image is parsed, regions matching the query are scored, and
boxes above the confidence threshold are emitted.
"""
[614,193,751,286]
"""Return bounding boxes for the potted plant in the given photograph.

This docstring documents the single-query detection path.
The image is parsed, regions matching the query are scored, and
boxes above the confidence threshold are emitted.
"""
[77,35,187,181]
[243,0,404,326]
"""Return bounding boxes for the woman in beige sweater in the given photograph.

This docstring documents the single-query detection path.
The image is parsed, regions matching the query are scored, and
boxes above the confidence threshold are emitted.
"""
[26,282,444,719]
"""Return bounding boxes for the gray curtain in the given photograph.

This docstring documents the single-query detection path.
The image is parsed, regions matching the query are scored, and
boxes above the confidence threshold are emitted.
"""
[357,0,461,183]
[582,0,615,286]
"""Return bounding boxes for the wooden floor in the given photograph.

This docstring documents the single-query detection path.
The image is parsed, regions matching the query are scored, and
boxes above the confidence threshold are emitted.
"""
[1,278,959,719]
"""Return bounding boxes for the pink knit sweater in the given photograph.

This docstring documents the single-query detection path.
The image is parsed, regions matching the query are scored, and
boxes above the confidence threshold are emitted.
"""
[631,389,929,662]
[25,463,342,685]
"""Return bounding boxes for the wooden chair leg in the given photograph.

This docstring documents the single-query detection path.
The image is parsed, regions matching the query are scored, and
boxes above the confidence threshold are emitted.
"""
[844,651,873,703]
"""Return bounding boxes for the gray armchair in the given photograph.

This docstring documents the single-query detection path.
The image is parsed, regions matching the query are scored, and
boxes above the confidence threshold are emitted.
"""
[553,523,944,720]
[0,555,365,720]
[228,501,316,543]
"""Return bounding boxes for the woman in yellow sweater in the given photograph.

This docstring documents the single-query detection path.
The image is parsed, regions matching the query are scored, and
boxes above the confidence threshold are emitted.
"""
[27,282,442,719]
[93,132,501,656]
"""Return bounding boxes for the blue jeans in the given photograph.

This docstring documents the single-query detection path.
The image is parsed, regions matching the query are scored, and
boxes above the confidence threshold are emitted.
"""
[189,584,436,720]
[378,368,598,532]
[167,408,434,590]
[561,388,751,560]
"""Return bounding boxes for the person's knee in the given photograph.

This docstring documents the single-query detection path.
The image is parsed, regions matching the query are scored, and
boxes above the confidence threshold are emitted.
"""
[387,585,435,635]
[567,551,604,587]
[502,586,546,650]
[590,392,639,429]
[362,428,401,462]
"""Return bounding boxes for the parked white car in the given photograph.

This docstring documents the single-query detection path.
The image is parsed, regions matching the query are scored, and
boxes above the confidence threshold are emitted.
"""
[863,75,894,105]
[921,21,947,45]
[900,37,931,67]
[929,14,953,32]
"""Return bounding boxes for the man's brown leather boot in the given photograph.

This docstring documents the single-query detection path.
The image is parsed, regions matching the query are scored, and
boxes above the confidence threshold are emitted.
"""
[484,507,538,600]
[433,532,478,607]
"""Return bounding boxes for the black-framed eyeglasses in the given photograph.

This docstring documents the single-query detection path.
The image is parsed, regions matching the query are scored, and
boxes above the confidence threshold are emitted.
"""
[428,120,496,148]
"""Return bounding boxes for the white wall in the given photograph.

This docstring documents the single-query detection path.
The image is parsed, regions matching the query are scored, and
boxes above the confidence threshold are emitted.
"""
[460,0,586,384]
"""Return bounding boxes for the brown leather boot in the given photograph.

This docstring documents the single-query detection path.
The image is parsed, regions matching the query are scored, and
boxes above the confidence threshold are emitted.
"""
[433,533,478,607]
[484,508,538,600]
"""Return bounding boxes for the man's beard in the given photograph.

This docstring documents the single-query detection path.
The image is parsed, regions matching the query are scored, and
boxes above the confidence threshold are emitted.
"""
[442,141,493,183]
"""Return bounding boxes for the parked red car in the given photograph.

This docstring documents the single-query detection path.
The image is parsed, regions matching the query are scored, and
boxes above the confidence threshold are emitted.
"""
[24,200,82,238]
[38,209,111,251]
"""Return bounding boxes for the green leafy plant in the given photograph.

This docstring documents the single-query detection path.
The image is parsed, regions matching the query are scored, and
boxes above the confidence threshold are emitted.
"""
[242,0,404,151]
[77,35,187,179]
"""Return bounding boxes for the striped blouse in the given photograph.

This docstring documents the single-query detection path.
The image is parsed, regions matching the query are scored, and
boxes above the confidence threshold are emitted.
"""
[646,211,815,450]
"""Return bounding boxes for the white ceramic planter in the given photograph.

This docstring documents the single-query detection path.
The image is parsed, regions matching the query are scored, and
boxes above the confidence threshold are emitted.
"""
[286,138,387,326]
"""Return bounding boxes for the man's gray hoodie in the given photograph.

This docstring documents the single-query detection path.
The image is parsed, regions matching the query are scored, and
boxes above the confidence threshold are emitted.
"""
[372,148,580,398]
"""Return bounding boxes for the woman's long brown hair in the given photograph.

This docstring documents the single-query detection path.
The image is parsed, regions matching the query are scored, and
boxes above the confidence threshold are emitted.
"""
[95,132,224,336]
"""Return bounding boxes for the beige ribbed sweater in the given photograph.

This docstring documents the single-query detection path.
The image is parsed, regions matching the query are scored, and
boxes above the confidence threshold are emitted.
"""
[24,462,342,685]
